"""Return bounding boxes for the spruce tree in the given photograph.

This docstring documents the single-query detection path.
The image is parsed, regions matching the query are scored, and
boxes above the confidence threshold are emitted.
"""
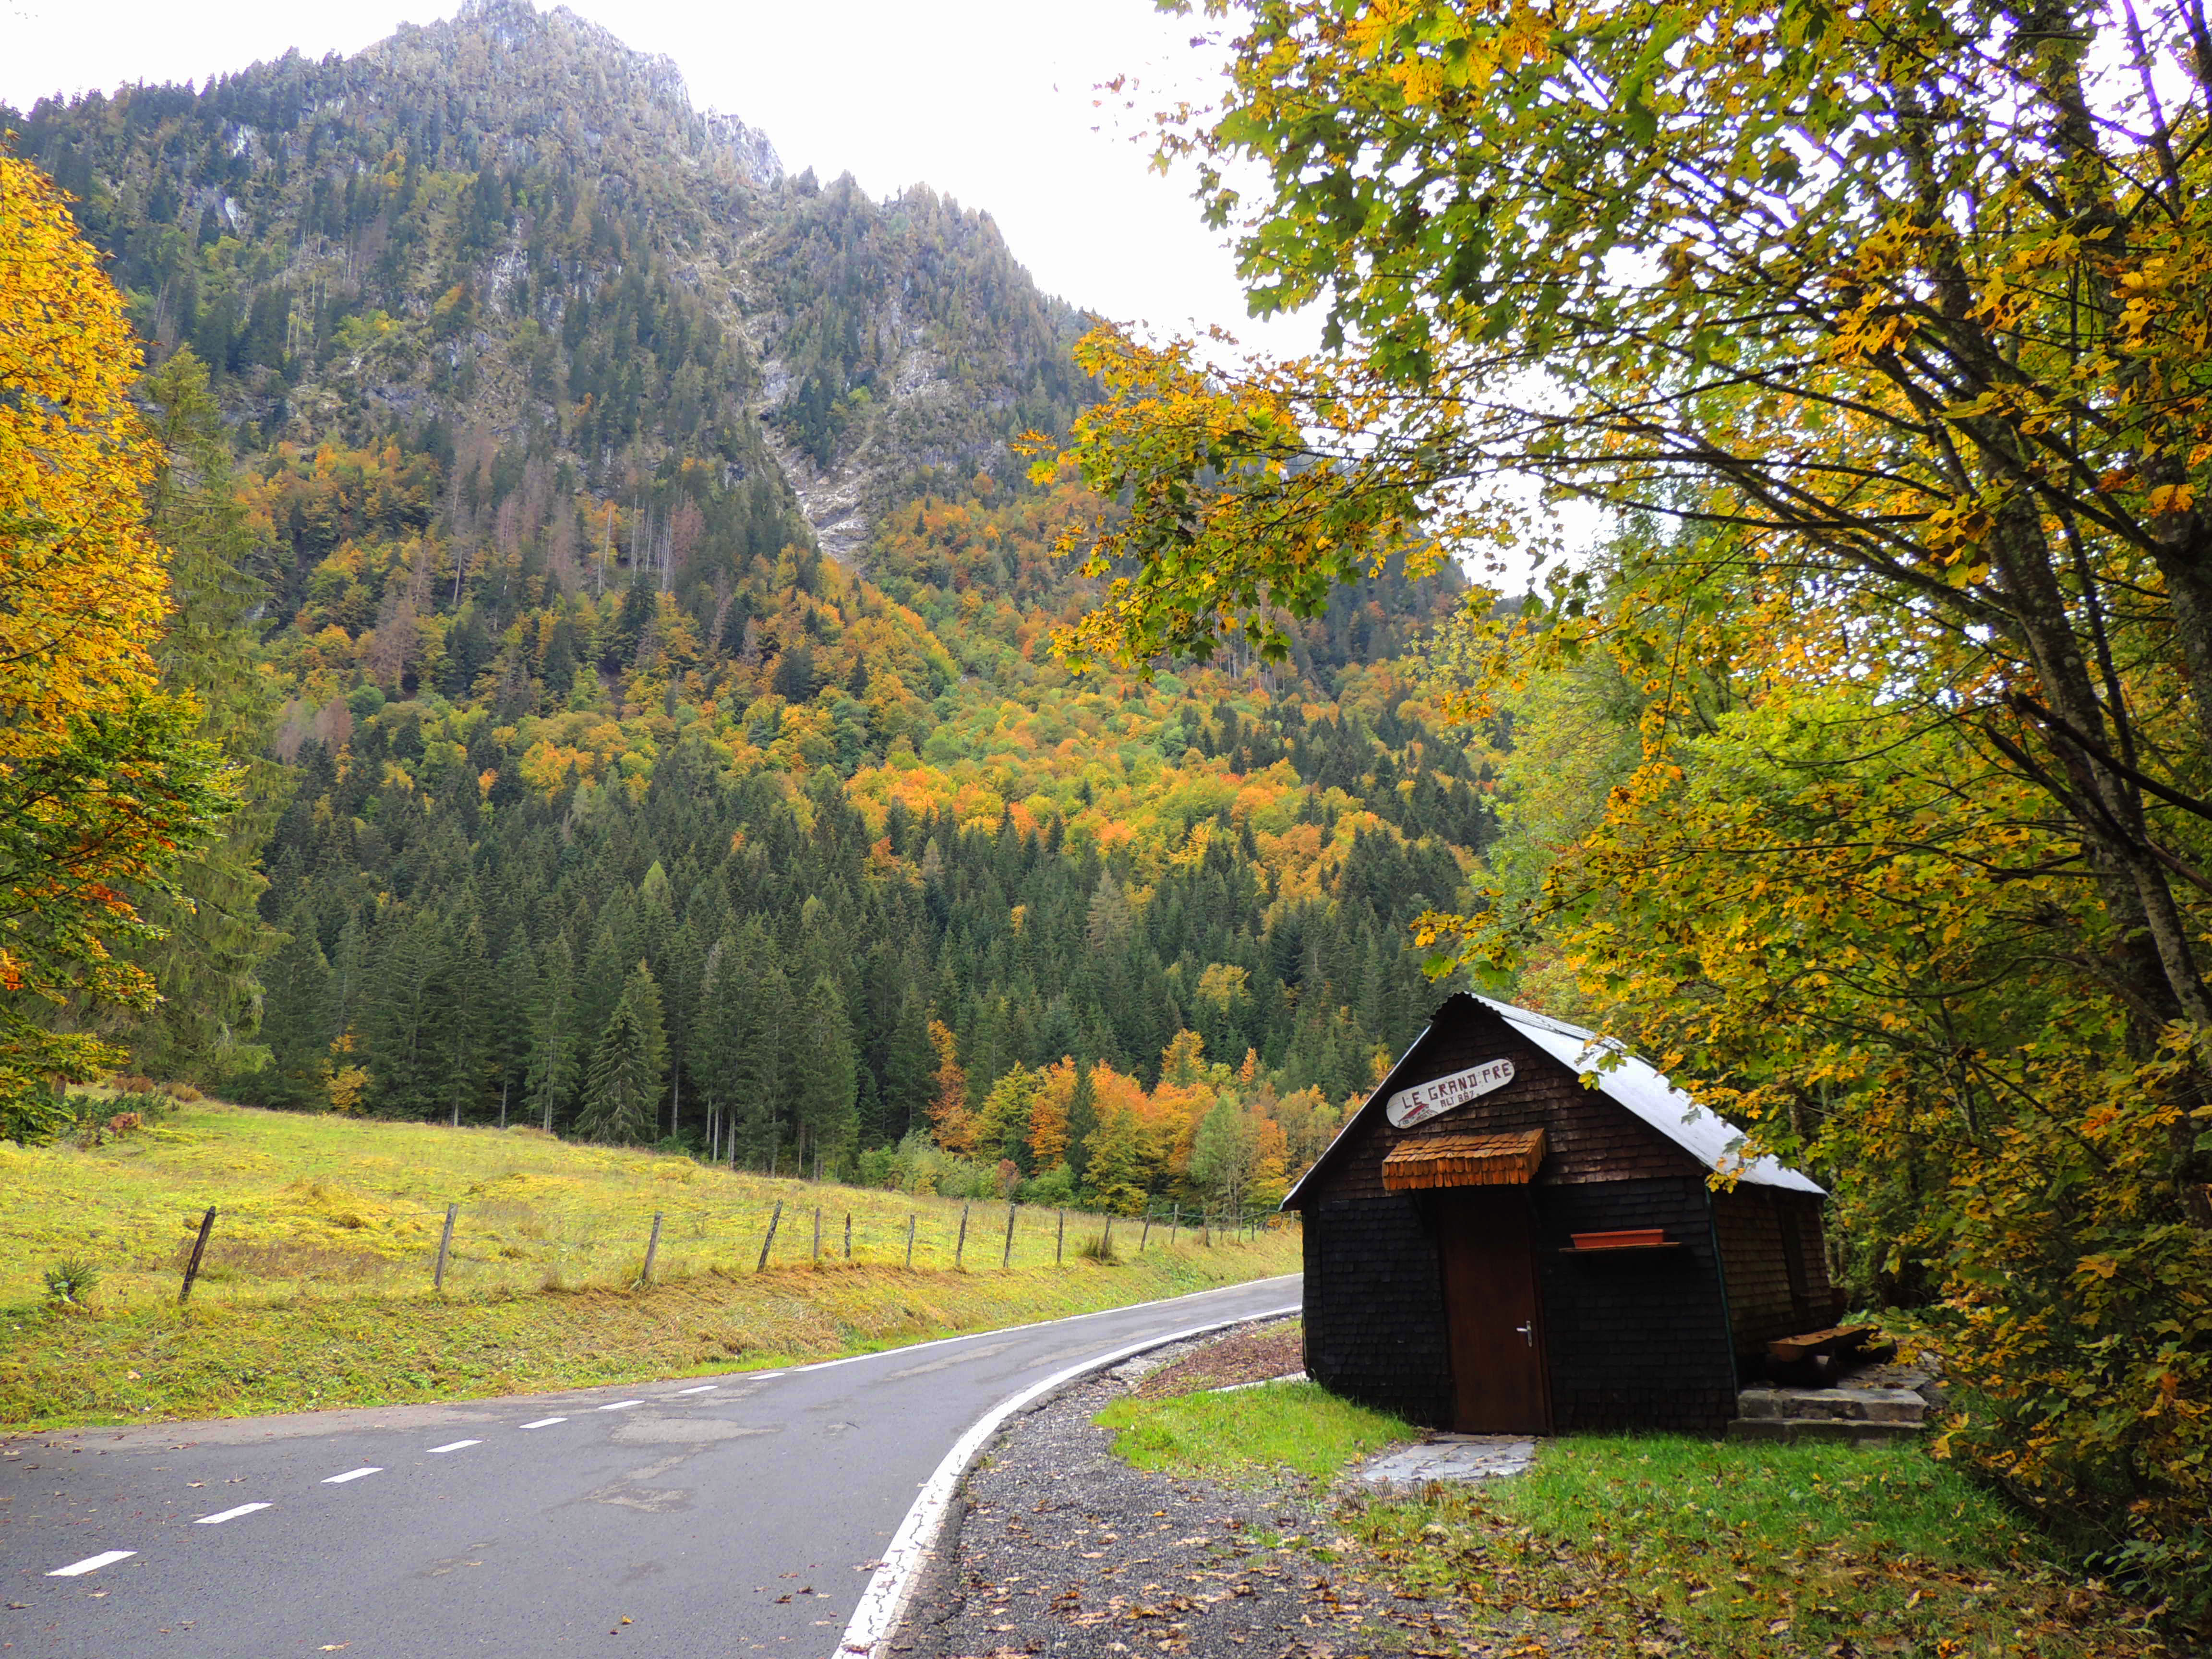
[791,971,856,1175]
[526,935,580,1132]
[576,961,666,1144]
[257,902,333,1110]
[434,917,494,1127]
[117,348,288,1081]
[1065,1060,1099,1184]
[879,985,935,1146]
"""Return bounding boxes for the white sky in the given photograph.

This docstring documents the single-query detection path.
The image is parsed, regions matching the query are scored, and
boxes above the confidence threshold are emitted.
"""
[0,0,1319,357]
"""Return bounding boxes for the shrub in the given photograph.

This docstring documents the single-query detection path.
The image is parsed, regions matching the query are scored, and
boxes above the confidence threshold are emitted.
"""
[1,1084,72,1146]
[1074,1232,1119,1264]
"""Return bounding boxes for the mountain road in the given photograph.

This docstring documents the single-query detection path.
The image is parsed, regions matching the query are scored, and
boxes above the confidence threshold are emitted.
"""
[0,1274,1299,1658]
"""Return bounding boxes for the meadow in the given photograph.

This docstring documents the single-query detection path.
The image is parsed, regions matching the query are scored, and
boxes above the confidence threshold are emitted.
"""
[0,1100,1297,1427]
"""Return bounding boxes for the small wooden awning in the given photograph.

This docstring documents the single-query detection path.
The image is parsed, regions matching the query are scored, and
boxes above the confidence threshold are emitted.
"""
[1382,1127,1548,1192]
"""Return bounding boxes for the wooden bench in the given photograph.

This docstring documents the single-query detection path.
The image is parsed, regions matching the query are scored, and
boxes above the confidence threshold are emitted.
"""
[1766,1323,1896,1385]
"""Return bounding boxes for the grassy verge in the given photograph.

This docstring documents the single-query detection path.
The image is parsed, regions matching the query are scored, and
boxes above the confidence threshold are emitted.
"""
[1095,1386,2164,1657]
[1,1244,1296,1430]
[1097,1379,1412,1481]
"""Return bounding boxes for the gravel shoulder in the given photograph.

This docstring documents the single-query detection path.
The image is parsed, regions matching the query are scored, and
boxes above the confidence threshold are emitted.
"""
[890,1342,1545,1659]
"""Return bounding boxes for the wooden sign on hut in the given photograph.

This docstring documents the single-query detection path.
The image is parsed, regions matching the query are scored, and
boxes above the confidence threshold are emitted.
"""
[1282,993,1836,1434]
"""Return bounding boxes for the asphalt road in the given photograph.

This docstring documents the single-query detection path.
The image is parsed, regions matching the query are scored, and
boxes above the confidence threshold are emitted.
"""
[0,1274,1298,1659]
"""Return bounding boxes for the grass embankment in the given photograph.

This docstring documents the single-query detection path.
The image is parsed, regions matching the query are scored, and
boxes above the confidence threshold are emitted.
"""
[1098,1377,2162,1658]
[0,1101,1296,1429]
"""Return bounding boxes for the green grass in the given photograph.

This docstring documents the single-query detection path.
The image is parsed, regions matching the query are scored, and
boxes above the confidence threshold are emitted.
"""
[1094,1387,2164,1657]
[1095,1379,1415,1481]
[0,1100,1175,1309]
[0,1101,1298,1428]
[1350,1434,2162,1658]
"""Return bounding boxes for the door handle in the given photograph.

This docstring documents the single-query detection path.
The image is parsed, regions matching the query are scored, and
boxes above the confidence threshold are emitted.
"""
[1515,1322,1535,1347]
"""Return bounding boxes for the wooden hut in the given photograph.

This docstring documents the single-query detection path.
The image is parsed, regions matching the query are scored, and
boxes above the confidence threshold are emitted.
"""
[1282,993,1834,1435]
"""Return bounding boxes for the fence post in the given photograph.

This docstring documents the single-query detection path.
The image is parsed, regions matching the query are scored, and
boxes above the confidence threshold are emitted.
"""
[178,1206,217,1303]
[1000,1202,1016,1268]
[756,1200,783,1271]
[812,1206,822,1263]
[905,1213,916,1267]
[1102,1214,1113,1256]
[955,1203,969,1269]
[844,1213,853,1260]
[433,1202,459,1290]
[642,1210,663,1285]
[1169,1202,1179,1248]
[1139,1212,1153,1252]
[1056,1208,1064,1264]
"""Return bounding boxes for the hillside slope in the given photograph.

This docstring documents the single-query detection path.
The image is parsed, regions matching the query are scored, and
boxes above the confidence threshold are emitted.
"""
[5,0,1490,1210]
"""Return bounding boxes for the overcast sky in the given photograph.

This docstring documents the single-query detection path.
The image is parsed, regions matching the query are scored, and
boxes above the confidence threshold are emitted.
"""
[1,0,1319,357]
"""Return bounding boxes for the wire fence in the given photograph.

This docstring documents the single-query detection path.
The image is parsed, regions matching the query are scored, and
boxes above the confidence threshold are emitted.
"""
[144,1182,1298,1308]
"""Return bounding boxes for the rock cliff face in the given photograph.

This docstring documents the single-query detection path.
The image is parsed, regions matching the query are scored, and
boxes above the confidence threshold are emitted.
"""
[8,0,1080,567]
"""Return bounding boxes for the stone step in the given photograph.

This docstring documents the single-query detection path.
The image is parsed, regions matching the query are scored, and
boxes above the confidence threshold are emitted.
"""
[1727,1416,1925,1446]
[1737,1384,1928,1425]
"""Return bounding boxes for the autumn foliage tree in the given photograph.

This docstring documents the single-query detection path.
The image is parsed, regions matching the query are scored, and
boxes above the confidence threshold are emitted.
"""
[0,156,231,1132]
[1051,0,2212,1618]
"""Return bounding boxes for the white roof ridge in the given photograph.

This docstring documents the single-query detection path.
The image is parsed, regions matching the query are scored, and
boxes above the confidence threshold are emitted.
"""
[1473,994,1825,1196]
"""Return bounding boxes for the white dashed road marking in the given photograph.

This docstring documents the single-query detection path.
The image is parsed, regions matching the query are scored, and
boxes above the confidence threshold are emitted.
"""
[195,1503,271,1525]
[428,1439,481,1454]
[597,1400,641,1411]
[673,1385,717,1395]
[48,1551,134,1577]
[323,1467,382,1485]
[520,1417,565,1430]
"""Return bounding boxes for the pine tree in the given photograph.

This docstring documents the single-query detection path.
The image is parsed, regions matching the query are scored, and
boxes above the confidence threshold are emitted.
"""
[575,961,666,1144]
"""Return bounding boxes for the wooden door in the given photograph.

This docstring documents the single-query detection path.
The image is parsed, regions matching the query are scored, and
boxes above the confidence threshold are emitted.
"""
[1435,1188,1551,1433]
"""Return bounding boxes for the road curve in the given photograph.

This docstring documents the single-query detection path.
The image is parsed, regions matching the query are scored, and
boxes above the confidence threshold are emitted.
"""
[0,1274,1298,1657]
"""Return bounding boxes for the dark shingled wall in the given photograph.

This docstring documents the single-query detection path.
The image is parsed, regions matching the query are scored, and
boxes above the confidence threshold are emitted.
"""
[1302,1194,1454,1427]
[1291,994,1817,1433]
[1533,1177,1738,1431]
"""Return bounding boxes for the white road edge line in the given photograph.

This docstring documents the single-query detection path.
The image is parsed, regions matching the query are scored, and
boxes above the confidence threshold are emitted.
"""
[786,1274,1299,1382]
[834,1299,1300,1659]
[195,1502,272,1525]
[428,1439,481,1454]
[519,1417,566,1429]
[322,1467,382,1484]
[47,1550,135,1577]
[597,1400,642,1411]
